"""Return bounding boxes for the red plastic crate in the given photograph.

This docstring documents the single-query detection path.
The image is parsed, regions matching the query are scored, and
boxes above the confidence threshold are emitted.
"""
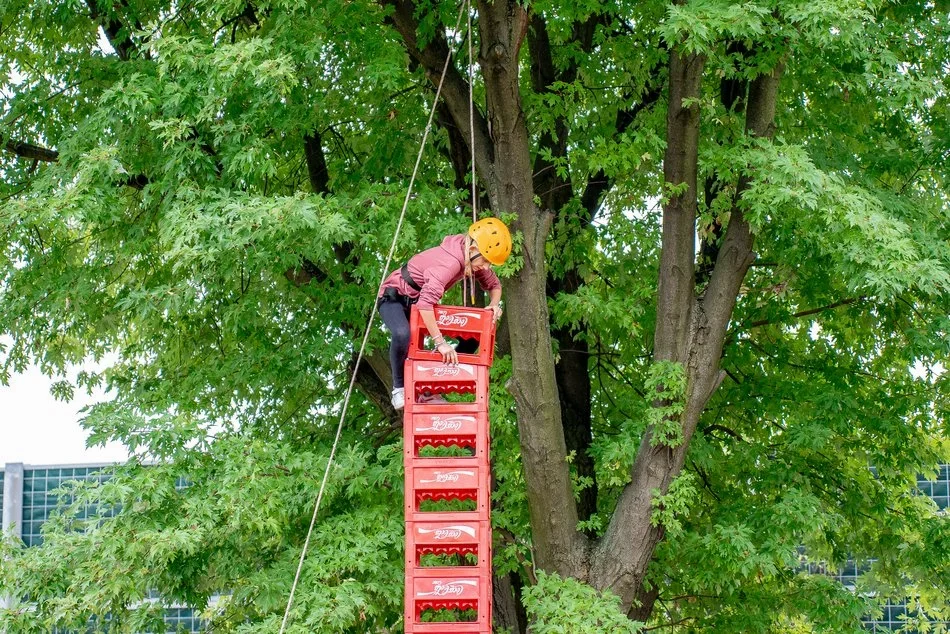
[404,412,489,463]
[404,460,490,522]
[404,568,492,632]
[404,305,495,634]
[406,359,488,406]
[405,519,491,567]
[405,626,489,634]
[405,625,489,634]
[408,305,496,366]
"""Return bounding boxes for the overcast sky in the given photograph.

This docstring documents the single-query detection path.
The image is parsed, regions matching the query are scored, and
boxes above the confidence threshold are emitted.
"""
[0,365,129,466]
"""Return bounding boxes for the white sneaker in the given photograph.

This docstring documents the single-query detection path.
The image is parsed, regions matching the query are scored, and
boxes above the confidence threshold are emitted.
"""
[391,387,405,410]
[417,391,448,404]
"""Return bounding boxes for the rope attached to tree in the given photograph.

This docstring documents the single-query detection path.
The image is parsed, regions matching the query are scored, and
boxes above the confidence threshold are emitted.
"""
[464,0,478,306]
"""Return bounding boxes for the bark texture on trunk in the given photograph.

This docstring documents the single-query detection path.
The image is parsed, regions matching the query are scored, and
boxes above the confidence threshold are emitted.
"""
[382,0,493,177]
[493,570,529,633]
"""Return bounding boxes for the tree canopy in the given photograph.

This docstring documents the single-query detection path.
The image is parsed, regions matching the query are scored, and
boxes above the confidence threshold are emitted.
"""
[1,0,949,632]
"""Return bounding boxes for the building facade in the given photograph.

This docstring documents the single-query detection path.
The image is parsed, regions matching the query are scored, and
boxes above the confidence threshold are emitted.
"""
[2,462,948,632]
[1,462,203,633]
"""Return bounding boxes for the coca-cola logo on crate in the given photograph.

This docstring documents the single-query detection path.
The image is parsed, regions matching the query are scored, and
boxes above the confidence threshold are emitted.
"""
[418,579,477,597]
[417,363,474,377]
[420,470,475,484]
[416,415,474,432]
[417,525,476,539]
[436,311,482,327]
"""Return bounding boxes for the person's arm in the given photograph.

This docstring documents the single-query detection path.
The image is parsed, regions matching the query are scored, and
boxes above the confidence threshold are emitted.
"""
[474,268,503,322]
[486,287,502,322]
[419,309,458,365]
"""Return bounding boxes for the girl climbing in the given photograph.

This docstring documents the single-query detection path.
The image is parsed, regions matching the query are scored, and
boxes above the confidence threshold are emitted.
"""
[377,217,512,410]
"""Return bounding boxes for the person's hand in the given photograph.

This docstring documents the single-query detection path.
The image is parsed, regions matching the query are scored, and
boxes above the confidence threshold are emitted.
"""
[488,303,503,323]
[437,342,458,365]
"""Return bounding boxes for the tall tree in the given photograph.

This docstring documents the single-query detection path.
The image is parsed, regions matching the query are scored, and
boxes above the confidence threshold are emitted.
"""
[1,0,948,632]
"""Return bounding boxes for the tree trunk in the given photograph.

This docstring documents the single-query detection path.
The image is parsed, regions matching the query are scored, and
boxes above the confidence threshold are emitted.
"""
[493,571,529,633]
[476,0,589,577]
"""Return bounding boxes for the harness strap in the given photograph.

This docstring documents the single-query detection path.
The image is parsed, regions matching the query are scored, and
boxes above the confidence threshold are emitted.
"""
[400,264,423,292]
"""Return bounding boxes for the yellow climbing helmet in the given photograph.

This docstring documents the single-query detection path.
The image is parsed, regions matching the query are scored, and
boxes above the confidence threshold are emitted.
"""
[468,217,512,266]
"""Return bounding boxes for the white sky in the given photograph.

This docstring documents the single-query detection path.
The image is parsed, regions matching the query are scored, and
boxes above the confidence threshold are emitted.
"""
[0,31,126,469]
[0,365,129,466]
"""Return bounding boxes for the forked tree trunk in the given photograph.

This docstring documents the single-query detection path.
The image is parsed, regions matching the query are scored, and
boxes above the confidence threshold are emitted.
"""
[588,56,785,613]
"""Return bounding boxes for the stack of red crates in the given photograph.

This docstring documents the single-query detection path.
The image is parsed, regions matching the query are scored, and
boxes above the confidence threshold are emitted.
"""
[403,304,494,633]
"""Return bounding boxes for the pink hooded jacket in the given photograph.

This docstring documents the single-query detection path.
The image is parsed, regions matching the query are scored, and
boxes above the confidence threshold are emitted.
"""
[378,234,501,310]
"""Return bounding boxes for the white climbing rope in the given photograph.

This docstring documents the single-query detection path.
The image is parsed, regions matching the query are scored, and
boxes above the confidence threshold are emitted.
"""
[467,0,478,225]
[463,0,479,305]
[277,3,473,632]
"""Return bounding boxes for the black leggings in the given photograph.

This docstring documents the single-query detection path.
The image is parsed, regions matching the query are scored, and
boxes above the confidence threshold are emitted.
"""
[378,294,477,389]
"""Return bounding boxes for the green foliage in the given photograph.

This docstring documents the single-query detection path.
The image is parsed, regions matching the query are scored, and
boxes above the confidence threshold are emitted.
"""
[1,0,949,631]
[645,360,688,447]
[1,431,405,633]
[650,471,697,537]
[523,571,642,634]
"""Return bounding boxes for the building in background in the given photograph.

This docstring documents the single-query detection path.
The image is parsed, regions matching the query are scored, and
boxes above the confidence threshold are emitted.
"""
[1,462,203,633]
[2,462,949,632]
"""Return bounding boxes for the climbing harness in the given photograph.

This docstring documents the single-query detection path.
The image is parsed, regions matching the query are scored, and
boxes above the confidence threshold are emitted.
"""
[401,263,423,292]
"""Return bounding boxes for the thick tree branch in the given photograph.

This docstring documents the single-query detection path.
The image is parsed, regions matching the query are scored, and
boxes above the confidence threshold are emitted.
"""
[628,583,660,623]
[697,41,751,286]
[3,138,148,189]
[589,46,707,610]
[528,13,573,213]
[3,138,59,162]
[380,0,493,178]
[656,50,706,363]
[532,9,656,224]
[702,60,786,338]
[434,100,475,194]
[85,0,139,61]
[124,174,149,190]
[304,131,330,195]
[492,567,529,633]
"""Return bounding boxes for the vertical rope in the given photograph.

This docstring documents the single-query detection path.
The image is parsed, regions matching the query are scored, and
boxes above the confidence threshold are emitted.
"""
[467,0,477,226]
[466,0,477,305]
[276,4,470,632]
